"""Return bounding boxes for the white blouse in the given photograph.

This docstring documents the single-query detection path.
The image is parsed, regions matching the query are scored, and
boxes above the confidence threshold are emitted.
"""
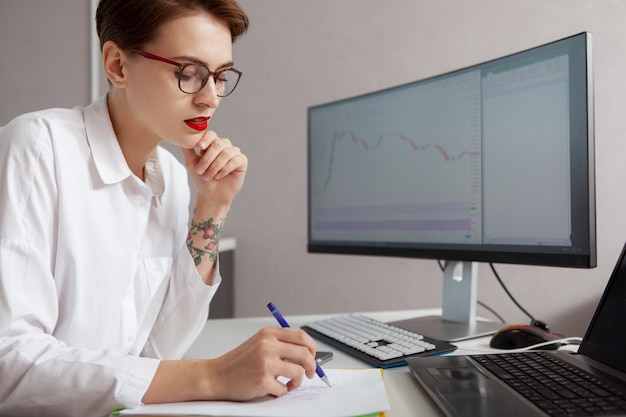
[0,95,220,417]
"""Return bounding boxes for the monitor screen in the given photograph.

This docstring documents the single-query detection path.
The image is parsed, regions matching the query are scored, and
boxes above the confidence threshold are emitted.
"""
[308,32,595,270]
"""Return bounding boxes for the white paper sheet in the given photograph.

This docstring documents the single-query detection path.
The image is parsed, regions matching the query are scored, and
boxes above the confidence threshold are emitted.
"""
[119,368,389,417]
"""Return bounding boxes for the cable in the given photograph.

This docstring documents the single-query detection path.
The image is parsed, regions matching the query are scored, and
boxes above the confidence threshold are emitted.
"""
[488,263,535,322]
[436,260,505,324]
[477,301,506,324]
[458,337,583,354]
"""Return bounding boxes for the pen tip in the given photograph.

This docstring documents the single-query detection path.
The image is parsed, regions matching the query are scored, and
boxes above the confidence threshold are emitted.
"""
[321,375,332,388]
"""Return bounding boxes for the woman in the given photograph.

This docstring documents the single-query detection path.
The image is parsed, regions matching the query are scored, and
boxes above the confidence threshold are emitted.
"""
[0,1,318,415]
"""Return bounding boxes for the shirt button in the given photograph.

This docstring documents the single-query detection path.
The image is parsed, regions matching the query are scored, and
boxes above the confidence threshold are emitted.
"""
[128,335,135,343]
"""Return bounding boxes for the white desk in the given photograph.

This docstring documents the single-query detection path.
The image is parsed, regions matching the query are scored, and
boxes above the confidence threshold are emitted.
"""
[185,309,501,417]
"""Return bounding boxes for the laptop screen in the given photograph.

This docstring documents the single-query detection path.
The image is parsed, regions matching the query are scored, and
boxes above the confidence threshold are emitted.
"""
[579,242,626,374]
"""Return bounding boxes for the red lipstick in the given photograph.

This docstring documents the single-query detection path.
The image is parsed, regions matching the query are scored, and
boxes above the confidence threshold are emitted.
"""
[185,116,210,131]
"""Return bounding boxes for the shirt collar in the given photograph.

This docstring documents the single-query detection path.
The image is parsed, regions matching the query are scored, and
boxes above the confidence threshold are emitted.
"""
[84,95,165,199]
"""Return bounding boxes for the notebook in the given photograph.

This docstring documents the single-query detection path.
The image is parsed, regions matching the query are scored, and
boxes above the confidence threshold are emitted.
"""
[117,368,389,417]
[406,241,626,417]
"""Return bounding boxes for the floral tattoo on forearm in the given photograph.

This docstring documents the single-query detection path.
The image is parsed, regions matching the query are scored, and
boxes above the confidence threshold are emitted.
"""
[186,215,224,266]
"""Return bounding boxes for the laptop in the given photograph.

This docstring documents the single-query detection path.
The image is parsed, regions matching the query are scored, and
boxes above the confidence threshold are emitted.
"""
[407,242,626,417]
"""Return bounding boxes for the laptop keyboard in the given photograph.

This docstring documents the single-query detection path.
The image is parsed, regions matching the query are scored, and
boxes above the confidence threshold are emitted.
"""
[473,352,626,416]
[301,314,456,368]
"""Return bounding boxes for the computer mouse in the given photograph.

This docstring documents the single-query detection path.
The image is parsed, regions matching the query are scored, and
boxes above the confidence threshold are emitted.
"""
[489,323,562,350]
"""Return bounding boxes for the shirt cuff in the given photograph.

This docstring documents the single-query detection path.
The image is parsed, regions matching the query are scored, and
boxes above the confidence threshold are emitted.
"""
[116,356,161,409]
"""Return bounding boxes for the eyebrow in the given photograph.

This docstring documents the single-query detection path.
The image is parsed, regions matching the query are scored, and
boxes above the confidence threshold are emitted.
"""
[172,55,235,70]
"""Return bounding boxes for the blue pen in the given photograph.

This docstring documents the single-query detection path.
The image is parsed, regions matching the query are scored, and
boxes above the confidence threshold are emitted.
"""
[267,302,332,387]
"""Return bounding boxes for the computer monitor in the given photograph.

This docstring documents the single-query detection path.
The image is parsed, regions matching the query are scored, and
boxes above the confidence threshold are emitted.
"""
[307,32,595,342]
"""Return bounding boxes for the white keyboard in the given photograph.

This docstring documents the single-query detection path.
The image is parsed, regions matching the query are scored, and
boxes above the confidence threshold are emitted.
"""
[302,314,457,368]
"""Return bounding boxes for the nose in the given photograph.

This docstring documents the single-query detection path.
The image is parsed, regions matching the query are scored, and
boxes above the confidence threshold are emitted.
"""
[193,77,221,108]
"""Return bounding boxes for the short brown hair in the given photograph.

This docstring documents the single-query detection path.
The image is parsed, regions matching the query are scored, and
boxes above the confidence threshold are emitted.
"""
[95,0,249,50]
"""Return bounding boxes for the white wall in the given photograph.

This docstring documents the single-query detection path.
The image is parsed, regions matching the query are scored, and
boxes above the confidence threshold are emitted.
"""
[2,1,625,338]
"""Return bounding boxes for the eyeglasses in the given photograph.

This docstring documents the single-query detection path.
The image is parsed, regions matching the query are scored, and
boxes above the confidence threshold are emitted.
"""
[131,48,242,97]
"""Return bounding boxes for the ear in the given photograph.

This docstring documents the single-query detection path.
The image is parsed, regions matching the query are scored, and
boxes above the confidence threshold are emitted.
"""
[102,40,128,88]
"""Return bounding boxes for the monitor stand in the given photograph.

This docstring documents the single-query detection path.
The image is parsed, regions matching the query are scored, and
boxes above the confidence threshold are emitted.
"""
[389,260,502,342]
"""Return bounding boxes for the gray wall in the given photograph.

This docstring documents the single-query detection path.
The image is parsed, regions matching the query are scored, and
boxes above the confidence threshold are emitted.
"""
[0,1,91,119]
[2,1,625,338]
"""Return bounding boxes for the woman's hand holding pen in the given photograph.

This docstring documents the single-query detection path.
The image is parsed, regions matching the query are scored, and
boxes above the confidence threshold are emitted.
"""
[143,327,317,404]
[203,327,319,401]
[182,129,248,208]
[142,328,318,404]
